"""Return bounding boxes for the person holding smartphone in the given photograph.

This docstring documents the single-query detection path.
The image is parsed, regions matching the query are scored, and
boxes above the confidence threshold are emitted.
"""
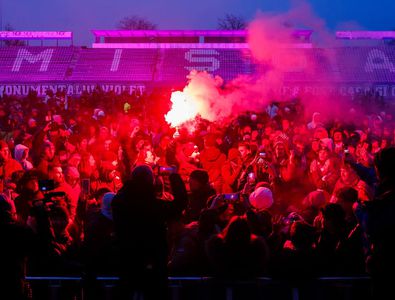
[112,165,187,300]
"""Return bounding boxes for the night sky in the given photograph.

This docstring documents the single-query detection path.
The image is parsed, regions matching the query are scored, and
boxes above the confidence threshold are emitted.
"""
[2,0,395,46]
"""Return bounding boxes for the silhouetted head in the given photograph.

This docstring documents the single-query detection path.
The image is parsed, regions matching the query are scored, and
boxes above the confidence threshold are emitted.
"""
[374,147,395,181]
[131,165,155,190]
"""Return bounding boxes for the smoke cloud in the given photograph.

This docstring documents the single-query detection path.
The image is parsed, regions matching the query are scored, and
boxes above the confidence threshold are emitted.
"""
[165,1,367,128]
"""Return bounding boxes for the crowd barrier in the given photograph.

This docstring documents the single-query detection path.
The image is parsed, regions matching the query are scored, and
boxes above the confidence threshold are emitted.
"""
[25,275,373,300]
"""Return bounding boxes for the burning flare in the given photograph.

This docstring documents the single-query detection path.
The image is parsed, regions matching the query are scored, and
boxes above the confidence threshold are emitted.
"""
[164,71,228,128]
[165,91,199,128]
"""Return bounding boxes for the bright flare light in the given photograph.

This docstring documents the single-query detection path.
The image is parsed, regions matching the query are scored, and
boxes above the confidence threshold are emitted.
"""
[165,91,199,128]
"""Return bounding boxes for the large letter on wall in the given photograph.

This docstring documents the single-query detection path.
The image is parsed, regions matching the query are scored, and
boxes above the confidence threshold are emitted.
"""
[12,48,54,72]
[185,49,220,72]
[111,49,123,72]
[365,49,395,73]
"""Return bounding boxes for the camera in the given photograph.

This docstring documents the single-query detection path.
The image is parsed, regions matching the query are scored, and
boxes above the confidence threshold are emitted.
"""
[222,193,240,203]
[32,198,56,210]
[256,153,268,169]
[248,172,256,184]
[158,166,176,175]
[282,212,303,226]
[81,178,90,195]
[38,179,55,192]
[31,191,67,215]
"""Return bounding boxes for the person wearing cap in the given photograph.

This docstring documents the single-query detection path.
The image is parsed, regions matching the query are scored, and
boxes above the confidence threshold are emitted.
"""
[331,162,373,202]
[248,186,274,212]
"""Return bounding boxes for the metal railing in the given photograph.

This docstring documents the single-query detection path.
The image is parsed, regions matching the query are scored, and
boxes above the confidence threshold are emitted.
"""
[25,275,373,300]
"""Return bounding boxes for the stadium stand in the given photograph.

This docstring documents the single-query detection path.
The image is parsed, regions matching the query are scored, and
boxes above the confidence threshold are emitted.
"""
[157,48,254,83]
[69,48,158,82]
[0,30,395,100]
[0,47,75,82]
[0,46,394,85]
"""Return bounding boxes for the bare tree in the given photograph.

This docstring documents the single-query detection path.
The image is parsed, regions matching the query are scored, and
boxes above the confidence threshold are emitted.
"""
[3,23,26,46]
[217,14,247,30]
[117,15,157,30]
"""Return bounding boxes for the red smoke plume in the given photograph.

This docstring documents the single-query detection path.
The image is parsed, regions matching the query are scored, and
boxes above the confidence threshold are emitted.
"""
[165,1,363,129]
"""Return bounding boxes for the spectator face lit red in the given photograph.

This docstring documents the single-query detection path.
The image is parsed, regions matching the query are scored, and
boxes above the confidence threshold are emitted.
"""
[26,178,39,193]
[274,143,286,159]
[50,167,64,184]
[264,126,273,136]
[80,138,88,150]
[294,142,305,154]
[238,145,250,160]
[0,146,10,161]
[311,140,320,152]
[104,139,112,151]
[318,148,329,162]
[340,166,354,182]
[89,155,96,167]
[333,132,343,142]
[44,145,55,160]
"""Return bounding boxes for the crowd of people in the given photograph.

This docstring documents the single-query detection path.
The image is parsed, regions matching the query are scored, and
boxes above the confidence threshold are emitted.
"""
[0,87,395,300]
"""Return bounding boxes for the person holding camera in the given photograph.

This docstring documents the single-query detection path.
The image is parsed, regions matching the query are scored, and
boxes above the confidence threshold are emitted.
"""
[111,164,187,300]
[234,142,255,191]
[183,169,216,224]
[205,215,270,279]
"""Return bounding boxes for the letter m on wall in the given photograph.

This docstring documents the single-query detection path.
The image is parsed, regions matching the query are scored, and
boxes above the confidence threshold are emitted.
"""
[12,49,54,72]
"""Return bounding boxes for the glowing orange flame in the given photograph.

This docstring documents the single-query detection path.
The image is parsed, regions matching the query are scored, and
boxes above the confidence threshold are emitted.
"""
[165,91,199,128]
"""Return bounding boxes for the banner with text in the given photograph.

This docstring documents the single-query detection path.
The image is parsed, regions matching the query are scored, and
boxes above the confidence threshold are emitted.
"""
[0,83,146,97]
[1,83,395,99]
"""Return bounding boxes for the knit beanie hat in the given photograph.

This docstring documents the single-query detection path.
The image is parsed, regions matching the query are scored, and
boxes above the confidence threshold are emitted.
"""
[249,187,273,211]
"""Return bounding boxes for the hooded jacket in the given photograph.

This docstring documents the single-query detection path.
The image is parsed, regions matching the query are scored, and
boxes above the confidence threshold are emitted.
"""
[14,144,33,171]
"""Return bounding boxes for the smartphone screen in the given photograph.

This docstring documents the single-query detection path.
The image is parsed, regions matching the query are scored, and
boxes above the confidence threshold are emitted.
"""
[38,179,55,192]
[81,178,90,195]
